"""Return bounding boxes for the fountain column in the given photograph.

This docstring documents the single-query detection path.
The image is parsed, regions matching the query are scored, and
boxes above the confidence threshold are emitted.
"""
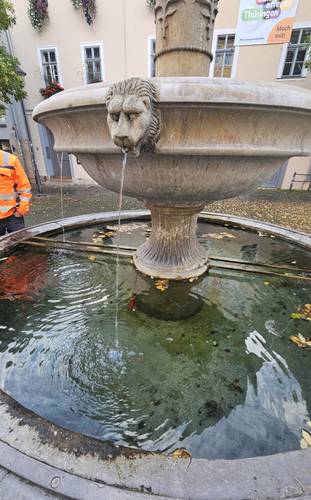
[154,0,218,77]
[133,0,219,280]
[134,205,207,279]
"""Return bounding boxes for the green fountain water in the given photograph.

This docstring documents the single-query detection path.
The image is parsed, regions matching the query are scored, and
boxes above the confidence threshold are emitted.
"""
[0,220,310,460]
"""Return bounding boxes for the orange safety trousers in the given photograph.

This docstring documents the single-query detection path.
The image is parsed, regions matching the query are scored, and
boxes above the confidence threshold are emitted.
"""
[0,150,32,219]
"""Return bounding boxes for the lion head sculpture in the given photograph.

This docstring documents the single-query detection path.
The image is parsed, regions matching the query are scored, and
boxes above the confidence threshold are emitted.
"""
[106,78,161,156]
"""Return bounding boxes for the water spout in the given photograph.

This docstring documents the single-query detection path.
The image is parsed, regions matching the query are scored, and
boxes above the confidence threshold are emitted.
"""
[106,78,161,157]
[114,149,128,347]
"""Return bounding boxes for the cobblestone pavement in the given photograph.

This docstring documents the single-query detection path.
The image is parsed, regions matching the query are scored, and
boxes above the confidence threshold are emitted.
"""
[28,184,311,233]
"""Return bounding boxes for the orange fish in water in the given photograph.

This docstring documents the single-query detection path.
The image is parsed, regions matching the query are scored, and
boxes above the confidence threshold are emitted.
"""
[128,294,137,312]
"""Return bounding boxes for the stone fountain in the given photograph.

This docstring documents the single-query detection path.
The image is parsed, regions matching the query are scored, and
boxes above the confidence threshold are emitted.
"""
[33,0,311,282]
[1,4,311,493]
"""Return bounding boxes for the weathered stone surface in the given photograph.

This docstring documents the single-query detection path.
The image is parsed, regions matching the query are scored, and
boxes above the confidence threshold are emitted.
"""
[1,384,311,499]
[134,204,208,279]
[106,77,161,156]
[33,78,311,278]
[155,0,219,76]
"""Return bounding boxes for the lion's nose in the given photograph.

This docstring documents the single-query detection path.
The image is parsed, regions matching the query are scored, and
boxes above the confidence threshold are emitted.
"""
[115,135,128,142]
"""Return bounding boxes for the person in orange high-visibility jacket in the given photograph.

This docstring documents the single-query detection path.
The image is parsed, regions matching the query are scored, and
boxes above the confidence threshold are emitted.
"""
[0,150,32,236]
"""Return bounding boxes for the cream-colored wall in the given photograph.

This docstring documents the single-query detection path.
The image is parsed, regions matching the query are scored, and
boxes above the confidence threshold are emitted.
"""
[215,0,240,28]
[8,0,311,187]
[124,0,155,78]
[10,0,155,111]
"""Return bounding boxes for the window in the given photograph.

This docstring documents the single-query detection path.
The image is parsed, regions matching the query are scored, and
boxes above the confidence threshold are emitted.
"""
[213,34,236,78]
[82,44,103,84]
[282,28,311,78]
[40,48,59,86]
[149,37,156,77]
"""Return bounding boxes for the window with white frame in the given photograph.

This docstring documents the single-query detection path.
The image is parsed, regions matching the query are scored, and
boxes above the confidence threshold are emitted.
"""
[149,37,156,77]
[40,48,59,86]
[213,34,236,78]
[281,28,311,78]
[83,45,103,84]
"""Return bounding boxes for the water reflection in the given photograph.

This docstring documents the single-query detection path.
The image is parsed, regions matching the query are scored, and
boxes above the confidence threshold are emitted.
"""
[0,253,48,301]
[0,221,310,459]
[176,331,308,459]
[134,272,203,320]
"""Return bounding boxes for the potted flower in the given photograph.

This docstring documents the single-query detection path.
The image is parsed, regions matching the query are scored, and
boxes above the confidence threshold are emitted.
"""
[28,0,49,31]
[40,82,64,99]
[71,0,96,25]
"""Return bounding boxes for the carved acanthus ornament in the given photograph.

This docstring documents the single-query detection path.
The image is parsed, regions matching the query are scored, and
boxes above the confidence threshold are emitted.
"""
[195,0,219,41]
[154,0,181,39]
[155,0,218,41]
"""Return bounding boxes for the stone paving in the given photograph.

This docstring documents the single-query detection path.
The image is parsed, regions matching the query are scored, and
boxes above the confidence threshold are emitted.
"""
[0,466,61,499]
[28,183,311,233]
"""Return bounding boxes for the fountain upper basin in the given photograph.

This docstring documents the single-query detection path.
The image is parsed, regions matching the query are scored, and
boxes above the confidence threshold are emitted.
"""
[33,77,311,204]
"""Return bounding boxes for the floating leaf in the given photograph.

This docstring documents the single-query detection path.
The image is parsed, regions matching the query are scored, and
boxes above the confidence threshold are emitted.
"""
[302,430,311,446]
[290,313,305,320]
[264,281,270,286]
[202,232,236,240]
[220,232,236,239]
[189,277,198,283]
[88,255,97,262]
[127,295,137,312]
[301,438,308,449]
[291,304,311,322]
[301,304,311,320]
[106,223,148,234]
[290,334,311,349]
[154,279,169,292]
[170,448,192,460]
[92,230,115,242]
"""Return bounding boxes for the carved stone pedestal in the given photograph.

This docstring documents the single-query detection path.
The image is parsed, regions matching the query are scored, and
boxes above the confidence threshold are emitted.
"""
[133,205,208,280]
[134,271,203,320]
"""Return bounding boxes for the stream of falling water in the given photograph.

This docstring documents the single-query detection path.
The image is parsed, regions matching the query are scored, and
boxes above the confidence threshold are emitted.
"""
[111,149,128,358]
[59,152,66,242]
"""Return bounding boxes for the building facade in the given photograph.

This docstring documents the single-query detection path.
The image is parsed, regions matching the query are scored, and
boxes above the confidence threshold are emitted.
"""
[1,0,311,189]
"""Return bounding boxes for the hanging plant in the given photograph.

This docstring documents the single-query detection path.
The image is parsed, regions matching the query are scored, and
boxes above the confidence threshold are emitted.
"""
[147,0,156,8]
[28,0,48,31]
[71,0,96,25]
[40,82,64,99]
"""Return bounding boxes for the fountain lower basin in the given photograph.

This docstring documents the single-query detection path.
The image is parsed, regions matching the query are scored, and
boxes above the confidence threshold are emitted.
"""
[33,77,311,279]
[0,211,311,498]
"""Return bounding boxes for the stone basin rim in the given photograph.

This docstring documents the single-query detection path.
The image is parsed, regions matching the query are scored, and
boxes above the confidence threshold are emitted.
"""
[0,209,310,255]
[1,386,311,500]
[0,211,311,498]
[32,76,311,121]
